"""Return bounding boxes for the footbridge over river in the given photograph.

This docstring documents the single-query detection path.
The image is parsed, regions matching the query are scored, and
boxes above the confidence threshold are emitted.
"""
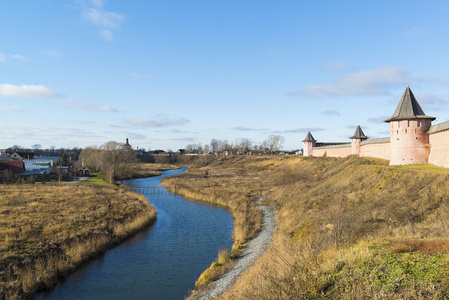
[128,186,173,194]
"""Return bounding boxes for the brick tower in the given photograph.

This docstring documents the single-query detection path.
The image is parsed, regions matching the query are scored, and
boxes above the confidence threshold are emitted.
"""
[302,131,316,157]
[350,125,368,155]
[385,86,435,165]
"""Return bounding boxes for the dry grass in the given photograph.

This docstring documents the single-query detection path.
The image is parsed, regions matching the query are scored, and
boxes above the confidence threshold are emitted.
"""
[162,157,267,254]
[163,155,449,299]
[0,183,156,300]
[124,163,179,179]
[195,248,233,290]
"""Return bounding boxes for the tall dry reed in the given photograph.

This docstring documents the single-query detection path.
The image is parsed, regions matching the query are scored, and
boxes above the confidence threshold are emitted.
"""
[0,183,156,300]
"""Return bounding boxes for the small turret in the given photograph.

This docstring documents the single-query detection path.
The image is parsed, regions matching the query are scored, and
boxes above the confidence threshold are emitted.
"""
[350,125,368,155]
[385,86,435,165]
[302,131,316,157]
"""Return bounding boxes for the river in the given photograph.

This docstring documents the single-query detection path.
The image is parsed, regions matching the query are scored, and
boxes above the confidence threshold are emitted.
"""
[35,168,234,300]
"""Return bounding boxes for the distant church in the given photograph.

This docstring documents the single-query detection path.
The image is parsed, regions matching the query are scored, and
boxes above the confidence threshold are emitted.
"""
[123,138,133,151]
[303,86,449,167]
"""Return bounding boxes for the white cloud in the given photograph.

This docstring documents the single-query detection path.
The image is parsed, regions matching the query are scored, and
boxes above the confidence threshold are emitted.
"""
[90,0,104,9]
[84,8,123,29]
[80,0,124,42]
[170,137,196,142]
[126,133,146,140]
[0,105,23,111]
[99,30,114,42]
[273,127,325,134]
[0,53,27,62]
[321,110,341,116]
[170,129,190,134]
[130,72,143,78]
[233,127,269,132]
[368,116,390,123]
[65,98,118,112]
[126,116,190,127]
[0,84,61,99]
[289,66,411,98]
[10,54,26,61]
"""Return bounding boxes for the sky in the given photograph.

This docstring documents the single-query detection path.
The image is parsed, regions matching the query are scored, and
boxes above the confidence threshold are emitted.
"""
[2,1,449,151]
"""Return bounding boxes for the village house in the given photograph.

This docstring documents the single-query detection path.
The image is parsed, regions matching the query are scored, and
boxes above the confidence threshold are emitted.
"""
[0,151,64,182]
[0,161,24,182]
[303,86,449,167]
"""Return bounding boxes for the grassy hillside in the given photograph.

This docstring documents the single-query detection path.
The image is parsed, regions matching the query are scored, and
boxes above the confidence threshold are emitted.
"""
[163,155,449,299]
[0,183,156,300]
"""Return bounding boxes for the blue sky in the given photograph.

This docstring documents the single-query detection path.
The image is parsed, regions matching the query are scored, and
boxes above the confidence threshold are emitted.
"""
[2,1,449,151]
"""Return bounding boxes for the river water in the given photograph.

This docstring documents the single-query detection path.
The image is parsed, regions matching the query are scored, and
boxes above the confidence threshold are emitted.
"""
[35,168,234,300]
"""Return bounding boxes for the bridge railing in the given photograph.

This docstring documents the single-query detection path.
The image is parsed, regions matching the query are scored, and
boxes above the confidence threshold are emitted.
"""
[129,187,172,194]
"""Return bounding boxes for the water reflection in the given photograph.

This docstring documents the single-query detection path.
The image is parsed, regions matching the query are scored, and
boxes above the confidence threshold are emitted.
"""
[35,168,234,300]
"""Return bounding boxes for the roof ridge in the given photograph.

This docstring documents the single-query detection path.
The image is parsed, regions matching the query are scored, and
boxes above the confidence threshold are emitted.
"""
[385,86,435,122]
[350,125,368,139]
[302,131,316,142]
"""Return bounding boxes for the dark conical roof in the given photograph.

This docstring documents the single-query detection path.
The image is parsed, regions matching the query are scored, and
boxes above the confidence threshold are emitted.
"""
[384,86,435,122]
[302,131,316,142]
[350,125,368,140]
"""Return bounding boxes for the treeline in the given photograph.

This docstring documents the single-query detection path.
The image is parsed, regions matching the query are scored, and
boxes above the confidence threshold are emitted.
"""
[184,135,286,155]
[78,141,138,182]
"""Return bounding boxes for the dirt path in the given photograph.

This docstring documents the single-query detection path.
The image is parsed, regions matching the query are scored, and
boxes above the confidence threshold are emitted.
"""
[190,204,275,299]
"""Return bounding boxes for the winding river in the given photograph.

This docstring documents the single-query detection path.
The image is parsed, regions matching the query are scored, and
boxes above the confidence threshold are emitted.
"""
[35,168,234,300]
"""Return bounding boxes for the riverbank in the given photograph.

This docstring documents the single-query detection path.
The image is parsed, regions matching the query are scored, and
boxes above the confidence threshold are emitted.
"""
[0,183,156,299]
[161,158,267,293]
[190,204,275,299]
[163,155,449,298]
[124,163,180,179]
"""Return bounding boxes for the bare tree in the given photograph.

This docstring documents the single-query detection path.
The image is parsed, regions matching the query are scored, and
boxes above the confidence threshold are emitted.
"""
[32,144,42,151]
[210,139,220,154]
[203,144,210,154]
[238,138,252,155]
[265,135,285,155]
[197,143,203,155]
[100,141,138,182]
[221,140,234,155]
[185,144,198,154]
[79,146,101,171]
[78,141,138,183]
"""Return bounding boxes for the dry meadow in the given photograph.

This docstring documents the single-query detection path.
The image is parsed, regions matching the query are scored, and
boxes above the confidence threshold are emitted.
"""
[0,183,156,300]
[163,155,449,299]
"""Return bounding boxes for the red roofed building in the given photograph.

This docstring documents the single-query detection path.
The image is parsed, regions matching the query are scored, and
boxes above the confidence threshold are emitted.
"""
[0,161,25,182]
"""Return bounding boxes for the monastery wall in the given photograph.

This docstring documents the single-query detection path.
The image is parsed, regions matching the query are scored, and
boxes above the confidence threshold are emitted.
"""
[359,138,390,160]
[303,87,449,167]
[427,121,449,168]
[312,144,352,158]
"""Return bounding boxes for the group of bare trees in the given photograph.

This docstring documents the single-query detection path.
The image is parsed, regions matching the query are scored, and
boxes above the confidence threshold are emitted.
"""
[185,135,285,155]
[78,141,138,183]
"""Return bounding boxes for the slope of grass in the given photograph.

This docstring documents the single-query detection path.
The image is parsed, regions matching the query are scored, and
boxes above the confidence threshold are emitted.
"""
[0,183,156,299]
[163,155,449,298]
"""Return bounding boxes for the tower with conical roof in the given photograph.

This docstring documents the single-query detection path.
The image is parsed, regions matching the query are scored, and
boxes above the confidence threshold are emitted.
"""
[350,125,368,155]
[302,131,316,156]
[385,86,435,165]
